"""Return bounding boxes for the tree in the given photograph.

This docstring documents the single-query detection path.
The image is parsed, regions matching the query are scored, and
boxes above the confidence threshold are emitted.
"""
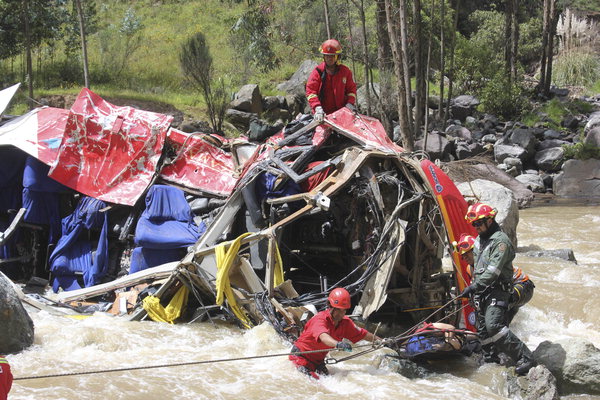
[74,0,89,87]
[180,32,229,133]
[538,0,562,96]
[383,0,414,150]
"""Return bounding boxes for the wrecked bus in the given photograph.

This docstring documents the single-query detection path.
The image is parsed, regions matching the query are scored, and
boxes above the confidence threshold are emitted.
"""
[0,85,476,342]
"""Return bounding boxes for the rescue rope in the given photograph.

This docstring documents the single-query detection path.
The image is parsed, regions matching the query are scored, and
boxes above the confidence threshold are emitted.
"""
[12,344,379,381]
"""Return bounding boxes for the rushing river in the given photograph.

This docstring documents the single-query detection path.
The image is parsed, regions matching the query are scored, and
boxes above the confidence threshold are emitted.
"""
[7,205,600,400]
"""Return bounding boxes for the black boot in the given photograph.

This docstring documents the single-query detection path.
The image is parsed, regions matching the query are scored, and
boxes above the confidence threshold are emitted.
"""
[515,357,536,376]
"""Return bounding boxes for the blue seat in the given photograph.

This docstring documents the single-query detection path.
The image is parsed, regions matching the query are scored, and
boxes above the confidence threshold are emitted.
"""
[22,156,69,244]
[129,185,204,273]
[49,197,108,292]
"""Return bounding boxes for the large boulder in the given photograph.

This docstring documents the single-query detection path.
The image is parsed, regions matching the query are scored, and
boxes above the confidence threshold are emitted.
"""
[225,109,258,132]
[534,147,564,172]
[537,139,569,151]
[515,173,545,193]
[0,273,34,353]
[509,128,538,159]
[553,159,600,198]
[231,84,263,115]
[445,162,534,208]
[585,126,600,148]
[415,132,453,161]
[494,144,528,163]
[584,111,600,135]
[277,60,318,97]
[450,95,479,122]
[534,339,600,395]
[456,179,520,247]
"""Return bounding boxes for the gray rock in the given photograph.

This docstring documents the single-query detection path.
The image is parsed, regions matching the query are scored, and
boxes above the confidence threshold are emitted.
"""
[0,273,34,353]
[356,82,399,120]
[543,129,562,140]
[450,95,479,122]
[561,115,582,130]
[446,125,473,141]
[553,159,600,198]
[533,339,600,395]
[482,133,498,144]
[584,127,600,148]
[525,365,560,400]
[455,141,484,160]
[378,355,431,378]
[262,96,280,111]
[584,111,600,135]
[537,139,570,151]
[415,132,453,161]
[495,144,527,163]
[225,108,258,131]
[523,248,577,263]
[446,162,534,208]
[510,128,538,157]
[457,179,520,247]
[231,84,263,114]
[277,59,318,96]
[535,147,564,172]
[516,173,545,193]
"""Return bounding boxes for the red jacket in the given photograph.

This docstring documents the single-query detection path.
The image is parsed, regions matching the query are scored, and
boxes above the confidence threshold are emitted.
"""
[306,62,357,114]
[290,309,367,370]
[0,357,12,400]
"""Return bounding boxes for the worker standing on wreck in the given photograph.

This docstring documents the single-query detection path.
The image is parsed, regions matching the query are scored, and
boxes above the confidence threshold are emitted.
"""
[289,287,380,378]
[0,356,12,400]
[306,39,357,124]
[460,203,535,376]
[455,234,535,325]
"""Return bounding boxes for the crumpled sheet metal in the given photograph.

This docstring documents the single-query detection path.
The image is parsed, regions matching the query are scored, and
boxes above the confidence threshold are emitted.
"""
[48,88,173,206]
[160,129,237,197]
[325,107,404,154]
[0,107,69,165]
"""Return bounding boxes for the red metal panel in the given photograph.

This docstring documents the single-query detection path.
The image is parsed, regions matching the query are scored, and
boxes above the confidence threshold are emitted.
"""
[36,107,70,165]
[48,88,172,206]
[160,129,237,197]
[421,159,478,331]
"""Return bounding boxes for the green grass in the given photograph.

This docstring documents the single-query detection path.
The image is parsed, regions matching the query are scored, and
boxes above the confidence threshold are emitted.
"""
[522,98,595,129]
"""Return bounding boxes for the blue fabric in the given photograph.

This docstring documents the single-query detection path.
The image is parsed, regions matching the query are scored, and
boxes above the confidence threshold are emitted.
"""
[254,172,302,202]
[49,197,109,292]
[133,185,201,250]
[22,157,69,244]
[129,247,184,274]
[405,335,445,356]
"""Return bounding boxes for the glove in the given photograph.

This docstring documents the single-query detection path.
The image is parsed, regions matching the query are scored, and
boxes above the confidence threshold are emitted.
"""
[314,106,324,123]
[345,103,356,112]
[460,285,474,298]
[335,341,352,352]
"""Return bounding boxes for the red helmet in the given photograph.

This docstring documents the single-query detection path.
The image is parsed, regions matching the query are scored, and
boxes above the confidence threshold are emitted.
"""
[319,39,342,55]
[465,202,497,224]
[454,234,475,254]
[328,287,351,309]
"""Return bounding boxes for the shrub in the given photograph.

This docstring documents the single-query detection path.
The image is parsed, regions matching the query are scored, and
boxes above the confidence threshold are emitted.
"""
[479,73,530,120]
[553,48,600,87]
[562,135,600,161]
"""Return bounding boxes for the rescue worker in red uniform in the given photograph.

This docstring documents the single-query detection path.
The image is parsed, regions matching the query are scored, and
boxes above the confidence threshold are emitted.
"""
[0,356,12,400]
[306,39,357,123]
[289,287,380,378]
[454,233,535,325]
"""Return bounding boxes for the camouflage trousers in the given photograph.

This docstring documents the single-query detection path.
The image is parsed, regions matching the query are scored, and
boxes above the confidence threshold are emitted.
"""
[475,296,533,363]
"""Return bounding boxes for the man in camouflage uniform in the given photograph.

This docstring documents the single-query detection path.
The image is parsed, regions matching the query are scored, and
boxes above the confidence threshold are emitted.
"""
[460,203,535,376]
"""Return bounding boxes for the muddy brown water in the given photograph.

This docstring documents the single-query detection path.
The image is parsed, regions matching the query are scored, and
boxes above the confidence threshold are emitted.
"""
[7,205,600,400]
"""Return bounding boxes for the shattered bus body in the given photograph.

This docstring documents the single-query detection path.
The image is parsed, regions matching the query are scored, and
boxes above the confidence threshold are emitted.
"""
[0,86,475,340]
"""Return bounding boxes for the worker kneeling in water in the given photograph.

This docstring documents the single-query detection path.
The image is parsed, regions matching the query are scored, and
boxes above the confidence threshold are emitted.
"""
[289,287,381,378]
